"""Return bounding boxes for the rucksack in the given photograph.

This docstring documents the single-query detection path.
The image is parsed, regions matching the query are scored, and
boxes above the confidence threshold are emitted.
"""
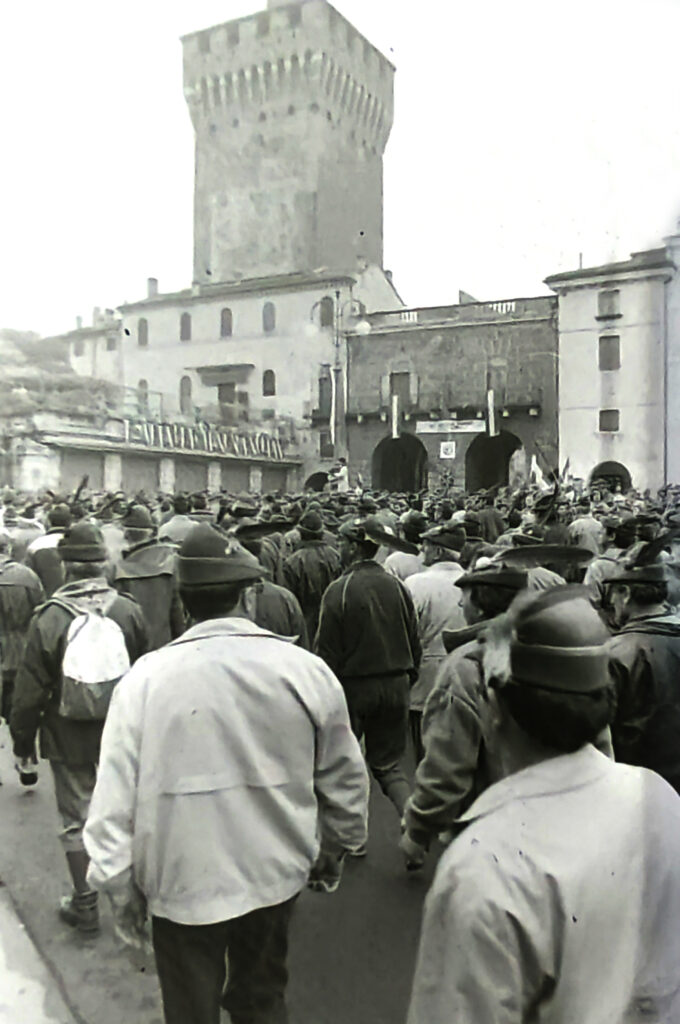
[52,595,131,721]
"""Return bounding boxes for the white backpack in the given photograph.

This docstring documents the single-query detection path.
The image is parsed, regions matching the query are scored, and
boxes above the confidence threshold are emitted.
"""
[54,598,131,721]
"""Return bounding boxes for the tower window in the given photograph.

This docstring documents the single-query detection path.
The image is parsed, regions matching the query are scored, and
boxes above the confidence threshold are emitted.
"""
[288,6,302,27]
[218,382,236,405]
[227,25,239,46]
[198,32,211,54]
[180,312,192,341]
[137,379,149,415]
[320,296,335,328]
[597,289,621,319]
[598,335,620,371]
[257,14,270,36]
[263,301,276,333]
[220,308,233,338]
[390,371,411,409]
[599,409,620,432]
[74,338,85,357]
[263,369,276,396]
[318,371,332,418]
[180,376,193,415]
[106,335,118,351]
[137,318,148,348]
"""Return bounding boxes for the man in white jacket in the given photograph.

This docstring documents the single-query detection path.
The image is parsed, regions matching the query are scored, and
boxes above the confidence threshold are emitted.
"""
[84,523,368,1024]
[407,588,680,1024]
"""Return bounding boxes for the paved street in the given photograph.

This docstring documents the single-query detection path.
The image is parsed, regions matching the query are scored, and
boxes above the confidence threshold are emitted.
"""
[0,726,439,1024]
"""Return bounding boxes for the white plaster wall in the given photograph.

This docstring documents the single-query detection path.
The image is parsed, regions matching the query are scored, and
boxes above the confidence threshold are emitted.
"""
[558,276,666,490]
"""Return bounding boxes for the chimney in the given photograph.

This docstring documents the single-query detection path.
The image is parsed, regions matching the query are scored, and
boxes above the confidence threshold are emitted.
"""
[92,306,101,326]
[76,316,83,329]
[105,308,114,320]
[147,277,158,298]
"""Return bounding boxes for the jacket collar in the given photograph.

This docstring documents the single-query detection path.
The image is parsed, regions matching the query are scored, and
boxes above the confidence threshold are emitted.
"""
[456,744,610,825]
[170,616,280,646]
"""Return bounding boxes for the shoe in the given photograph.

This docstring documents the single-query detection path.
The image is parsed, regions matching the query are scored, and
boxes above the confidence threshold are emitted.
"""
[59,890,100,934]
[15,757,38,787]
[347,843,367,858]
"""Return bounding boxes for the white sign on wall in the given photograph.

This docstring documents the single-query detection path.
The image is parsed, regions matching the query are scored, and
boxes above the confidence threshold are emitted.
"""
[416,420,485,435]
[439,441,457,460]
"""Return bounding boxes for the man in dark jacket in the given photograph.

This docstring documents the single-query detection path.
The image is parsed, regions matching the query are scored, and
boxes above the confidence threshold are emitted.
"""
[282,510,341,641]
[0,530,45,722]
[607,561,680,792]
[315,516,421,824]
[10,522,148,933]
[114,505,185,650]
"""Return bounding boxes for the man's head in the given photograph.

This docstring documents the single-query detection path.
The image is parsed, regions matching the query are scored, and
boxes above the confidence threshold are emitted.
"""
[337,518,379,568]
[177,524,265,622]
[400,510,428,545]
[483,588,615,754]
[0,529,12,555]
[173,493,191,515]
[456,566,528,625]
[48,503,72,530]
[606,561,668,627]
[420,525,466,567]
[57,522,109,580]
[298,510,324,541]
[121,504,155,547]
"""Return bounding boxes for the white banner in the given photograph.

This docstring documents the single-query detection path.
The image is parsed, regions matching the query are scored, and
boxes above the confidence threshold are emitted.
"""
[416,420,485,435]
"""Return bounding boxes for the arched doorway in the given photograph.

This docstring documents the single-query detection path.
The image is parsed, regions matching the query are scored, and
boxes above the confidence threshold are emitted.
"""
[589,461,632,492]
[304,471,329,492]
[372,434,428,492]
[465,430,522,492]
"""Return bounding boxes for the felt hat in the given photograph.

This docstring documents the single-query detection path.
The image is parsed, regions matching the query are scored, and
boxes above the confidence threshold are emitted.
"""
[57,522,107,563]
[177,524,265,587]
[421,524,466,554]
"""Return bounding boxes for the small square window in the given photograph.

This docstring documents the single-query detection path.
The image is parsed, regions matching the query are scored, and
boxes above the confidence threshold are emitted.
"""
[597,289,621,320]
[598,335,620,371]
[599,409,620,432]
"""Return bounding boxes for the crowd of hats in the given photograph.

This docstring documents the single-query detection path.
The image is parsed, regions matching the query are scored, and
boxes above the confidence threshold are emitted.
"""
[3,477,680,590]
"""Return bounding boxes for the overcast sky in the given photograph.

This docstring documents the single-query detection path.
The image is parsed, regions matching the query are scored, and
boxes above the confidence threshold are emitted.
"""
[2,0,679,336]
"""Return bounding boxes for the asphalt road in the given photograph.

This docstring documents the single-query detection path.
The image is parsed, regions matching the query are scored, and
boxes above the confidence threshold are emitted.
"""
[0,725,440,1024]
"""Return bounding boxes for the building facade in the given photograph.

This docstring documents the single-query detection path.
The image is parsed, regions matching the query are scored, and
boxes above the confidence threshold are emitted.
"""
[546,224,680,492]
[16,0,402,496]
[345,296,558,492]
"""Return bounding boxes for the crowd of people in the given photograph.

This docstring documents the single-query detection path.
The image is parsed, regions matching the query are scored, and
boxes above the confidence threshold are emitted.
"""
[1,473,680,1024]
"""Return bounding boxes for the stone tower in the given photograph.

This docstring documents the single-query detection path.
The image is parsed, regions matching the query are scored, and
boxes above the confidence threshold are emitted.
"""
[182,0,394,284]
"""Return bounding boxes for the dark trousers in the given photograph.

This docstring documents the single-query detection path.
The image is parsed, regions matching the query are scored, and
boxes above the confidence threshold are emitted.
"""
[152,895,298,1024]
[343,674,411,816]
[409,709,425,766]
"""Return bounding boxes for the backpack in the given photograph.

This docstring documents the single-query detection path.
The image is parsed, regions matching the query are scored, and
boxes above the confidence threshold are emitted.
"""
[53,596,131,721]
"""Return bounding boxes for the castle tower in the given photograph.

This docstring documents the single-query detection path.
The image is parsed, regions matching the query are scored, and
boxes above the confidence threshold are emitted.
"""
[182,0,395,284]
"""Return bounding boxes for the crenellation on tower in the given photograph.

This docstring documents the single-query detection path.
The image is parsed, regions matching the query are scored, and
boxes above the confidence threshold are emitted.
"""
[183,0,394,284]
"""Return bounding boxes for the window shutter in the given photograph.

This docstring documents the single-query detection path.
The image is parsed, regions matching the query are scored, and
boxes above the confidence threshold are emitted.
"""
[380,373,390,407]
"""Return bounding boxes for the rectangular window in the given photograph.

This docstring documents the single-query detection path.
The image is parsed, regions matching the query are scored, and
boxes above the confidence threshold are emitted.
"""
[598,335,620,371]
[73,338,85,357]
[390,371,411,409]
[599,409,620,432]
[218,382,236,404]
[106,335,117,351]
[597,289,621,319]
[319,430,334,458]
[318,374,332,418]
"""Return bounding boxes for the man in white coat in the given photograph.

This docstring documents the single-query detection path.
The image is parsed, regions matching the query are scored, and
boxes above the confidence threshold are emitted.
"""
[84,524,369,1024]
[408,587,680,1024]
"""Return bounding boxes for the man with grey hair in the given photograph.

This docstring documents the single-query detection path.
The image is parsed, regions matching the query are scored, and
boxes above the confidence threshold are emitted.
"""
[10,521,147,934]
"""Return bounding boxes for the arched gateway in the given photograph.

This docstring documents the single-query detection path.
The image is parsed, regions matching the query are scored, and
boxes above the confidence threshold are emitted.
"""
[589,461,632,492]
[372,434,428,492]
[465,430,522,492]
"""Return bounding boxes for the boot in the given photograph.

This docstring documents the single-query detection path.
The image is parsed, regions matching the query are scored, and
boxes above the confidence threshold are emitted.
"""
[59,890,100,934]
